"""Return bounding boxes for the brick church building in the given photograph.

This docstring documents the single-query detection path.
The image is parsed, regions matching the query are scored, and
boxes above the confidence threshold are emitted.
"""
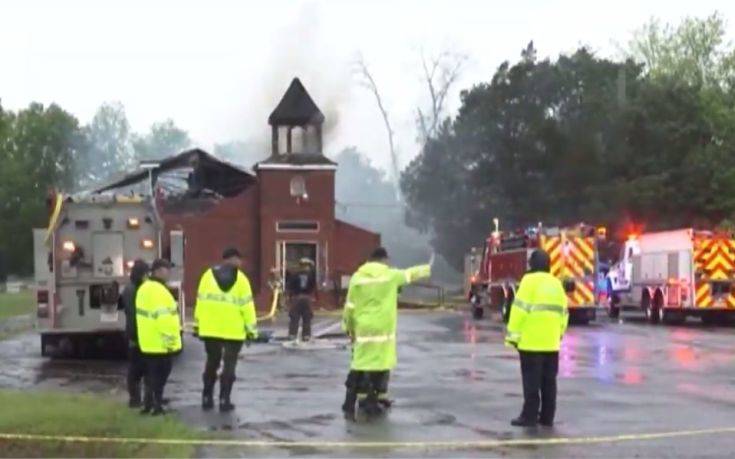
[100,78,380,310]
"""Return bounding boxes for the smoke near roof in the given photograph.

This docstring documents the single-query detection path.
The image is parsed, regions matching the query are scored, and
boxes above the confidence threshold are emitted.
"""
[249,3,352,152]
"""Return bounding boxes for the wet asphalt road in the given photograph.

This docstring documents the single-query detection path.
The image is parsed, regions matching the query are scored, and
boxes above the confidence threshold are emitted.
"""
[3,311,735,457]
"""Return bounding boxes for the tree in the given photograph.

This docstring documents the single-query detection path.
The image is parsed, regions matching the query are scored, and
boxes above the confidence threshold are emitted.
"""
[0,102,84,275]
[354,55,400,191]
[627,12,735,89]
[81,102,135,186]
[133,119,191,160]
[415,49,467,146]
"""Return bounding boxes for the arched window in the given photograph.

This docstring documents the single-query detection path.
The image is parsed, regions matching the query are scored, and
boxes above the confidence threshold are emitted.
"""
[290,175,307,198]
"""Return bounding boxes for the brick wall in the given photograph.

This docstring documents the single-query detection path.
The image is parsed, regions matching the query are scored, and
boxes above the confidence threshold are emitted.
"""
[160,188,260,310]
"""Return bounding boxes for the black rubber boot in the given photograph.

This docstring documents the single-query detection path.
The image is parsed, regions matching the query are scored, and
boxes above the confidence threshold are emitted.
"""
[202,374,216,411]
[140,390,153,415]
[128,380,142,408]
[342,391,357,421]
[360,393,384,418]
[219,377,235,412]
[511,416,537,427]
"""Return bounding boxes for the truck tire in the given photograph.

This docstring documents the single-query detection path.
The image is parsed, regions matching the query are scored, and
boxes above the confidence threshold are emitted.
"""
[644,295,660,324]
[470,294,484,320]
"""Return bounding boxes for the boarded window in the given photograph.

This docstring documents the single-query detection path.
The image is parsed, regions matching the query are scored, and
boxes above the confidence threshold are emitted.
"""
[277,221,319,232]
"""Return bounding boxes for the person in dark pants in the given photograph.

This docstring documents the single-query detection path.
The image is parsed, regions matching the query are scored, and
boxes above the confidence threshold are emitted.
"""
[136,259,182,415]
[119,259,149,408]
[195,248,258,412]
[341,248,432,420]
[505,250,569,427]
[286,258,316,341]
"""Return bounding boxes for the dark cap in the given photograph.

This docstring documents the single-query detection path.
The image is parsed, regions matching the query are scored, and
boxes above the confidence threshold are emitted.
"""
[222,247,242,260]
[370,247,389,260]
[129,259,149,284]
[529,249,551,273]
[151,258,172,271]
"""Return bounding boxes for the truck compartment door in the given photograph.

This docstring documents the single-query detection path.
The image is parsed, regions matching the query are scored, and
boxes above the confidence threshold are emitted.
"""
[92,233,124,278]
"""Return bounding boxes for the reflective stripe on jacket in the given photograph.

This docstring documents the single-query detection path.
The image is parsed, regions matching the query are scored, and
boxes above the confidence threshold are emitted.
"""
[505,272,568,351]
[342,262,431,371]
[135,279,182,354]
[195,268,258,341]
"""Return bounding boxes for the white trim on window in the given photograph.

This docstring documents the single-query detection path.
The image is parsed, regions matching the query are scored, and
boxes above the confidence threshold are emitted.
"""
[277,221,320,233]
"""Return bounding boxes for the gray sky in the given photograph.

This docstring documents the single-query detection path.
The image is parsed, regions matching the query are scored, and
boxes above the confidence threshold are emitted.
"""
[2,0,734,172]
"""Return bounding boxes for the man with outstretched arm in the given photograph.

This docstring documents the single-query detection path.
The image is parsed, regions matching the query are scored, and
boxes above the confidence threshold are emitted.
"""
[341,247,432,420]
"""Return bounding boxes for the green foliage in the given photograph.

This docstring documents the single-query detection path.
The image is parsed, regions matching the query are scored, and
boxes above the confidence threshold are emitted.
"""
[0,102,85,275]
[0,100,193,276]
[133,119,191,160]
[628,12,735,89]
[403,16,735,269]
[81,101,136,187]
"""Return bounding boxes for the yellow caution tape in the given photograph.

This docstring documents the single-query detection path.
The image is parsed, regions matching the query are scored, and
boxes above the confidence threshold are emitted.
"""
[1,426,735,448]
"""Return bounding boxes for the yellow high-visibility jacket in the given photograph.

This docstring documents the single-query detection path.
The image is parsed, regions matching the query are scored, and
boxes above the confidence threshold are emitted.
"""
[505,272,569,351]
[135,279,182,354]
[342,262,431,371]
[195,268,257,341]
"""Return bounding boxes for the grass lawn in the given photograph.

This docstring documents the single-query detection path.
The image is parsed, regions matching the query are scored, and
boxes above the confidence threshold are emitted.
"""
[0,291,34,321]
[0,390,200,457]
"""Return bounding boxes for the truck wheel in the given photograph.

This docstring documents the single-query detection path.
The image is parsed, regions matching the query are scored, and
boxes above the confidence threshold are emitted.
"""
[645,302,660,324]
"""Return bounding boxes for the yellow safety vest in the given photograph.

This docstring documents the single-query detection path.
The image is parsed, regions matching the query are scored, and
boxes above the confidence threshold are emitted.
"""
[135,279,182,354]
[342,262,431,371]
[505,272,569,351]
[195,268,257,341]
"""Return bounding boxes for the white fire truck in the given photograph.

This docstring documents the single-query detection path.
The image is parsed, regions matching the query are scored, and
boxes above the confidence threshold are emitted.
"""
[33,192,184,356]
[606,228,735,324]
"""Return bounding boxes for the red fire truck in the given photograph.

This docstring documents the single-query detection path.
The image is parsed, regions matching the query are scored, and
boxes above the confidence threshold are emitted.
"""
[468,222,605,324]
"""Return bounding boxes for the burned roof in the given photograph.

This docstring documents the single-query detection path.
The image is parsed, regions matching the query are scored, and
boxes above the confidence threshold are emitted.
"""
[268,78,325,126]
[255,153,337,169]
[95,148,256,198]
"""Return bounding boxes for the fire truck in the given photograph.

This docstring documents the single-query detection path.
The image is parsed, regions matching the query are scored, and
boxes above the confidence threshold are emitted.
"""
[469,222,603,324]
[33,192,185,356]
[606,229,735,324]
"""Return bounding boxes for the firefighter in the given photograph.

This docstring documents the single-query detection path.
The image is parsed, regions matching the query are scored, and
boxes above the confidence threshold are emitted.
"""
[195,248,258,412]
[505,249,568,428]
[341,247,431,420]
[286,258,316,341]
[136,258,182,416]
[119,259,149,408]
